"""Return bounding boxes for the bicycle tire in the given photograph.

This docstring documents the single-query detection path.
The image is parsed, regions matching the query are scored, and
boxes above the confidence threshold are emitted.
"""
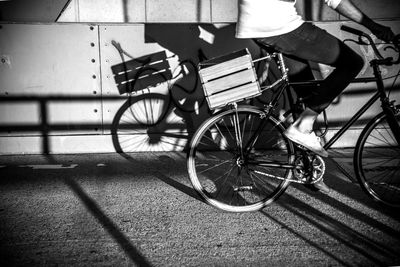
[354,107,400,208]
[187,106,295,212]
[111,93,173,153]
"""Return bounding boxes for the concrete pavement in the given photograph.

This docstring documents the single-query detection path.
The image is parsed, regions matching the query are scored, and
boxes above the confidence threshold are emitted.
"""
[0,151,399,266]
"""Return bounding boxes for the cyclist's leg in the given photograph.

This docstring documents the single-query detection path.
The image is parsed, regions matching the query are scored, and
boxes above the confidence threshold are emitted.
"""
[256,22,364,114]
[254,22,365,192]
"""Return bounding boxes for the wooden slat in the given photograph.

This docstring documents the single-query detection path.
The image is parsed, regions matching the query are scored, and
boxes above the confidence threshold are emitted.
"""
[207,82,261,109]
[203,68,256,95]
[199,49,249,67]
[199,56,253,82]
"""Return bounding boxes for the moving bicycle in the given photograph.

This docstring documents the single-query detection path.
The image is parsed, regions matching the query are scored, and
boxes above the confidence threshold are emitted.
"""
[187,25,400,212]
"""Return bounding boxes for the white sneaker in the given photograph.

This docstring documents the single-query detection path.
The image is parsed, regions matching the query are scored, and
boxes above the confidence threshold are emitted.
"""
[284,125,329,157]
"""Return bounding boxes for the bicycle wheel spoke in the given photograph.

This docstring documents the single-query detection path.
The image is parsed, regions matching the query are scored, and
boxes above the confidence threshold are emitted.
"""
[197,159,232,175]
[213,164,236,199]
[355,111,400,207]
[188,107,294,212]
[213,123,235,151]
[248,168,276,189]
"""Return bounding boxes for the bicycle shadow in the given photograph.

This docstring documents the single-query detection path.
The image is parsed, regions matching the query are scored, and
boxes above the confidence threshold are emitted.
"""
[108,91,200,200]
[108,25,257,202]
[108,23,317,155]
[107,32,216,202]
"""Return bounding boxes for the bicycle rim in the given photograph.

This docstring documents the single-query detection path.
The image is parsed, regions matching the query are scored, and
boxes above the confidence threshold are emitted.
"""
[111,93,174,153]
[187,106,295,212]
[354,109,400,208]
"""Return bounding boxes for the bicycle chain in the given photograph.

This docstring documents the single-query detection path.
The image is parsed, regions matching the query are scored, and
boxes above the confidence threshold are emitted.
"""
[251,154,326,184]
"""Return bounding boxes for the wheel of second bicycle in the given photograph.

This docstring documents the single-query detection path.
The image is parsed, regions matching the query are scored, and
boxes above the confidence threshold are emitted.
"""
[187,106,295,212]
[354,107,400,208]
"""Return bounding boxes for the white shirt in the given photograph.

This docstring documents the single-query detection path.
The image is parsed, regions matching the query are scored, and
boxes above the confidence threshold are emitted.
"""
[236,0,342,38]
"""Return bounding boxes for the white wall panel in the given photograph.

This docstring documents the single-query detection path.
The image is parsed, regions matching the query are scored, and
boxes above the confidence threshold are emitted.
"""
[0,24,100,95]
[99,24,172,130]
[146,0,211,22]
[79,0,146,22]
[0,23,102,137]
[54,0,400,23]
[79,0,125,22]
[58,0,146,22]
[98,24,196,153]
[211,0,237,23]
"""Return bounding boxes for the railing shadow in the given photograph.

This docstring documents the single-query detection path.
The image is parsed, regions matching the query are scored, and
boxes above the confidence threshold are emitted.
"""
[63,174,153,267]
[254,155,400,265]
[0,153,154,266]
[1,152,398,266]
[260,189,400,266]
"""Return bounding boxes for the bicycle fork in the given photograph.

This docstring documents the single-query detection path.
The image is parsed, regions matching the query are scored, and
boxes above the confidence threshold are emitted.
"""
[372,61,400,145]
[382,101,400,145]
[232,103,245,159]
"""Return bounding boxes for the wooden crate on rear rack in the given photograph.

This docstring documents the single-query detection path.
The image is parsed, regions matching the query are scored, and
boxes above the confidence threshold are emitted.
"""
[198,49,261,110]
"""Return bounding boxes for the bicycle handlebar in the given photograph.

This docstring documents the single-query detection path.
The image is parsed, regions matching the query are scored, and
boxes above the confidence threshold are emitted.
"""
[340,25,400,65]
[341,25,365,37]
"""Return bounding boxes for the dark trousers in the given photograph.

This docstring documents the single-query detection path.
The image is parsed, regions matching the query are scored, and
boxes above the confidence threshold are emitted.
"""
[256,22,364,113]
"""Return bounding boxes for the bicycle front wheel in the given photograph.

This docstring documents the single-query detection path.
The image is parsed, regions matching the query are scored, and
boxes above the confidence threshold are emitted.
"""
[354,108,400,208]
[187,106,295,212]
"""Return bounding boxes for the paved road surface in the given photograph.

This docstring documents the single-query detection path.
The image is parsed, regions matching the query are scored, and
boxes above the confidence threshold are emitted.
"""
[0,151,399,266]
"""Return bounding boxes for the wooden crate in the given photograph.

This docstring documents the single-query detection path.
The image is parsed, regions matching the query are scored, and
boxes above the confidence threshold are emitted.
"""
[199,49,261,109]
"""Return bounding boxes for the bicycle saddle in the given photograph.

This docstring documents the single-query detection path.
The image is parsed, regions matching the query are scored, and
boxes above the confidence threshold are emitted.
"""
[252,39,279,54]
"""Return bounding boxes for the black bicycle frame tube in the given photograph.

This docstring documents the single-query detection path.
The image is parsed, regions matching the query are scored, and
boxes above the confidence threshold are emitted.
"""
[324,60,398,149]
[242,53,290,156]
[371,61,400,144]
[323,91,380,149]
[246,160,300,170]
[245,87,380,169]
[382,104,400,145]
[242,83,290,156]
[232,104,245,159]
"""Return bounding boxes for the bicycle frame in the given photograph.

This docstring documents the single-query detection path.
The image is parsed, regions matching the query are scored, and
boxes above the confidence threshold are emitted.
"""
[324,59,400,149]
[187,27,400,212]
[234,50,399,170]
[240,53,291,157]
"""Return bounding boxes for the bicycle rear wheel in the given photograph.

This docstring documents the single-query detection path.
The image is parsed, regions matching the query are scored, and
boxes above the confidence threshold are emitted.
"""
[187,106,295,212]
[354,107,400,208]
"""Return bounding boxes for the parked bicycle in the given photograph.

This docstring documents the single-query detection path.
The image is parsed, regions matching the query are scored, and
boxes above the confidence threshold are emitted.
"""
[187,26,400,212]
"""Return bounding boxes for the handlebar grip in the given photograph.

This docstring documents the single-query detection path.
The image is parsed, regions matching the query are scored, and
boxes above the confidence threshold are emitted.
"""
[340,25,365,37]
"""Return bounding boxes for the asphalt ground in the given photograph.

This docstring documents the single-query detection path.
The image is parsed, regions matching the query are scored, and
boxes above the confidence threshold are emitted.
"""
[0,150,399,266]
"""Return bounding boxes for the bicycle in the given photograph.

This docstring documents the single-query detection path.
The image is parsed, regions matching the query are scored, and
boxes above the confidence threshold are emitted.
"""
[187,25,400,212]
